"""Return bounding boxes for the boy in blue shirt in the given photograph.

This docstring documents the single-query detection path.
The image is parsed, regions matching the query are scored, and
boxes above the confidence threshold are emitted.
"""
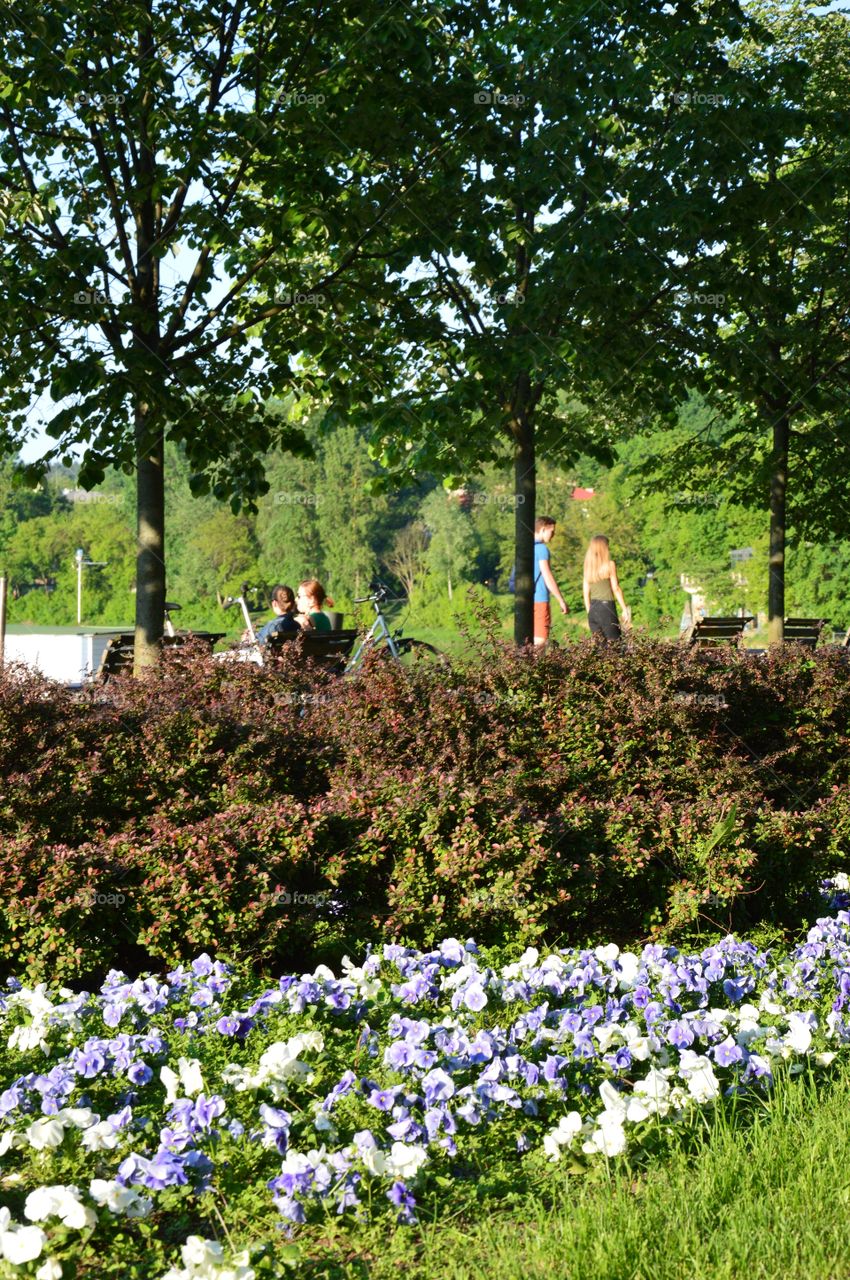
[534,516,568,645]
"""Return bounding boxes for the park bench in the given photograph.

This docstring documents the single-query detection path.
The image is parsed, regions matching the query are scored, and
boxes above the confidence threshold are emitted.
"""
[265,628,359,674]
[783,617,827,648]
[94,631,225,682]
[683,615,754,648]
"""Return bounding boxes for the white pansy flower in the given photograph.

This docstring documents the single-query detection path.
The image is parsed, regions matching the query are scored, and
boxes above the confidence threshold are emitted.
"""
[160,1057,205,1103]
[542,1111,584,1160]
[183,1236,226,1268]
[625,1097,651,1123]
[81,1121,120,1152]
[340,957,383,1001]
[595,943,620,966]
[24,1185,95,1231]
[308,965,336,982]
[594,1024,621,1052]
[227,1032,324,1099]
[90,1179,152,1218]
[763,1034,788,1059]
[159,1234,255,1280]
[621,1022,652,1061]
[616,952,641,988]
[784,1016,813,1055]
[832,872,850,891]
[598,1080,627,1120]
[0,1222,47,1265]
[56,1107,96,1129]
[6,985,57,1053]
[815,1051,836,1067]
[735,1012,764,1049]
[26,1118,65,1150]
[582,1112,627,1158]
[684,1059,720,1103]
[313,1111,338,1139]
[361,1146,387,1176]
[385,1142,427,1180]
[759,992,785,1015]
[633,1067,672,1117]
[0,1130,22,1156]
[36,1258,63,1280]
[440,962,480,992]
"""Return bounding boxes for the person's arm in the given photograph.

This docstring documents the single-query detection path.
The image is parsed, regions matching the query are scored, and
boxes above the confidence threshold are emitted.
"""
[541,560,568,614]
[583,577,591,612]
[609,562,631,623]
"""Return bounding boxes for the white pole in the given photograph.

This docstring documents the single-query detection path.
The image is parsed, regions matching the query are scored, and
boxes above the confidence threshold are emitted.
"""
[75,548,84,626]
[0,574,7,669]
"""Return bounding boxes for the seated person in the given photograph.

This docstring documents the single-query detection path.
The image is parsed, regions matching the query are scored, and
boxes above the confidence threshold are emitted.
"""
[247,584,300,644]
[295,579,333,632]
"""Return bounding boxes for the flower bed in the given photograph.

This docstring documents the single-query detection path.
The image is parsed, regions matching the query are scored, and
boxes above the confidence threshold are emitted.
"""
[2,897,850,1277]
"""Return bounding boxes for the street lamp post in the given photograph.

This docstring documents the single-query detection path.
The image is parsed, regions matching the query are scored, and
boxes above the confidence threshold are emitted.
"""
[75,548,85,626]
[75,548,108,626]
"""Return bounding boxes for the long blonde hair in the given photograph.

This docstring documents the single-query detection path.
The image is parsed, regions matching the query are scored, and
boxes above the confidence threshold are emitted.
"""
[583,535,612,584]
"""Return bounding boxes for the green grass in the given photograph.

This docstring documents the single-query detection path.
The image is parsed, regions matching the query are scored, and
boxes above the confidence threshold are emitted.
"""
[300,1062,850,1280]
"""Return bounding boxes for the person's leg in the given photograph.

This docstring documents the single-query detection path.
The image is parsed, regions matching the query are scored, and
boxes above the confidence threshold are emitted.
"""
[533,601,551,645]
[589,601,621,642]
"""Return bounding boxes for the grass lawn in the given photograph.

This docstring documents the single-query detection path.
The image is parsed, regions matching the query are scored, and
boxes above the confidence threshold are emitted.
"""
[304,1061,850,1280]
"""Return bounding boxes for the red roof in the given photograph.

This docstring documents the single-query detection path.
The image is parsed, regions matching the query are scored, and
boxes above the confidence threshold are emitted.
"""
[571,487,596,500]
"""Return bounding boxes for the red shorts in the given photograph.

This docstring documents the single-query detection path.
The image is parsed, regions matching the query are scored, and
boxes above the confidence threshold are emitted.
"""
[533,601,551,641]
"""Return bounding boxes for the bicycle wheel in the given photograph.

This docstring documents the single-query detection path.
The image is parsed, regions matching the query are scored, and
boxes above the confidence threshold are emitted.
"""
[394,636,447,666]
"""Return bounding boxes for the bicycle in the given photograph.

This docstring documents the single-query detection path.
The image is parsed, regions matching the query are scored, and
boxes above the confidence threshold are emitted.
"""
[218,584,267,664]
[344,582,444,674]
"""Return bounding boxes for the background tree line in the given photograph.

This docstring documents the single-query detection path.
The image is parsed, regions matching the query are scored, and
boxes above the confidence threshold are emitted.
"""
[5,393,848,642]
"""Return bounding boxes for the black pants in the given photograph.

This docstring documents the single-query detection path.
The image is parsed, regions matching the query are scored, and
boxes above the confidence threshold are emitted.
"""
[588,600,621,641]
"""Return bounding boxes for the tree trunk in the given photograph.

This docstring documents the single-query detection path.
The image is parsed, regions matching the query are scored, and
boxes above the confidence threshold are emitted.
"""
[768,410,790,647]
[133,4,164,674]
[512,396,535,646]
[134,402,165,673]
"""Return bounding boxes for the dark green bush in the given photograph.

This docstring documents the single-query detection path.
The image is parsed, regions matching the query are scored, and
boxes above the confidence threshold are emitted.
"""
[2,637,849,980]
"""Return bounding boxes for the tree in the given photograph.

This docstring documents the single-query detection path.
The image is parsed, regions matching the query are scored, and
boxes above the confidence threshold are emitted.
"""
[309,0,768,643]
[420,490,477,601]
[318,426,390,603]
[384,522,430,598]
[650,1,850,643]
[0,0,453,668]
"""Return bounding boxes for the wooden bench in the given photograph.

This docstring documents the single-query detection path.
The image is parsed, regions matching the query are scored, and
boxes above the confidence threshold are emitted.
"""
[783,617,827,648]
[94,631,225,682]
[683,615,754,648]
[265,628,359,673]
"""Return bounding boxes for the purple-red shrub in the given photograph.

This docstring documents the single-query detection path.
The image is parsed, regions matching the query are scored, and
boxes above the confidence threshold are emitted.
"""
[1,638,849,980]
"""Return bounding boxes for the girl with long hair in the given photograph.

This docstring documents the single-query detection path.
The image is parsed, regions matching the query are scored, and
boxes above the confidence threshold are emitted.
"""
[295,579,334,632]
[582,535,630,641]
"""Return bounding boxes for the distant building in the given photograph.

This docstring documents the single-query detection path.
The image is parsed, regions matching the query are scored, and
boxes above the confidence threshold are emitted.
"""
[571,487,596,500]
